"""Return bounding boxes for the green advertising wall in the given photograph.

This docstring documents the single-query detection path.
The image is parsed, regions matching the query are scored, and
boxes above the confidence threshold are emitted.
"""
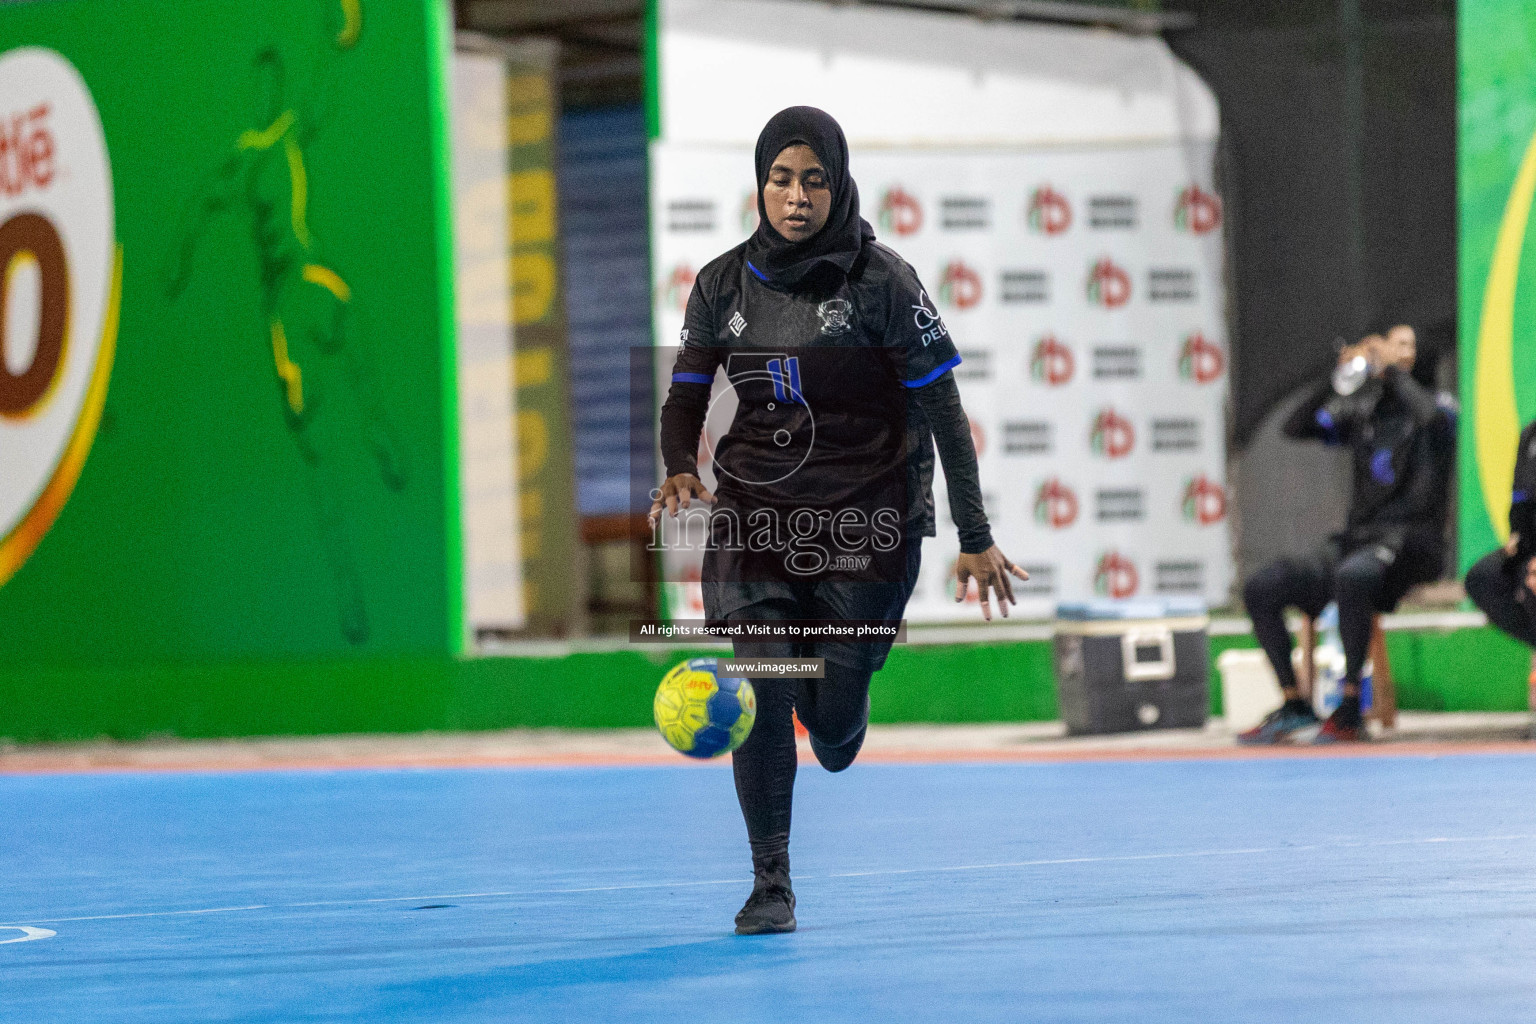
[0,0,463,693]
[1459,0,1536,569]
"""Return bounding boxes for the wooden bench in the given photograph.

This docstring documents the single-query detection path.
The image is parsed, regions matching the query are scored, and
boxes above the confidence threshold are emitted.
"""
[1298,615,1398,729]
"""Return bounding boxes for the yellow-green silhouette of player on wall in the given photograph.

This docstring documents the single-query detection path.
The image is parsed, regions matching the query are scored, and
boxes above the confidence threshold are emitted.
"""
[165,0,406,645]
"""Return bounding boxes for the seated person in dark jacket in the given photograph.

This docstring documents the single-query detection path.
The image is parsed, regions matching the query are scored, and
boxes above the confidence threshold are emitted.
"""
[1464,420,1536,654]
[1240,325,1453,744]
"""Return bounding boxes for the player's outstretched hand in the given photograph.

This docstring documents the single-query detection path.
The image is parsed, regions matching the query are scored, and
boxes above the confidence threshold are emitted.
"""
[955,546,1030,622]
[648,473,717,527]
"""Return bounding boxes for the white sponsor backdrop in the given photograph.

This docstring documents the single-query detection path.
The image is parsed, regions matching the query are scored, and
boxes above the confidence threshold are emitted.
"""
[652,141,1232,621]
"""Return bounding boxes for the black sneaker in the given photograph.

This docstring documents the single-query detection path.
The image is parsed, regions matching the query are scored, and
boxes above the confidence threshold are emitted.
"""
[1312,695,1365,744]
[734,882,796,935]
[1236,699,1319,745]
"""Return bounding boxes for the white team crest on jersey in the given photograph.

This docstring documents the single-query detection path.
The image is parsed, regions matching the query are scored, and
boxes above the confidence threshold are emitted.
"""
[816,298,853,336]
[728,310,747,337]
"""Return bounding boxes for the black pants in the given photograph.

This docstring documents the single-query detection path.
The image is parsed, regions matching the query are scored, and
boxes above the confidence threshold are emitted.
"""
[728,605,875,881]
[1243,543,1417,691]
[1465,550,1536,648]
[715,543,922,883]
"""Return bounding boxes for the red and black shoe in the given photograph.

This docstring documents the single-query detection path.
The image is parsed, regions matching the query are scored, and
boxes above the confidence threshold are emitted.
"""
[1313,695,1365,744]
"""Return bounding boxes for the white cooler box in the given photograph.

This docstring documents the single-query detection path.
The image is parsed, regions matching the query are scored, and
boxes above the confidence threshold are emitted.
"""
[1052,598,1211,736]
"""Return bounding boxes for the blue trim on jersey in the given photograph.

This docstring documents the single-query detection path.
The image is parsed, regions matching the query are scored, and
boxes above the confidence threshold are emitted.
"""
[672,372,713,384]
[1315,407,1341,445]
[902,354,962,389]
[746,260,770,283]
[1514,490,1530,503]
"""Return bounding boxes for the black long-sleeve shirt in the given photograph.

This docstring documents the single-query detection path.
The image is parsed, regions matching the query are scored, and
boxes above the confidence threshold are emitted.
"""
[1283,365,1453,551]
[659,240,993,554]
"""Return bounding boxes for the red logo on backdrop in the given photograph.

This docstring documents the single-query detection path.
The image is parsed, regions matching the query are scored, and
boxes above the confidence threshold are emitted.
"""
[1178,332,1225,384]
[1094,552,1140,599]
[1034,479,1079,529]
[0,103,55,198]
[1182,475,1228,525]
[1086,257,1131,308]
[878,186,924,236]
[740,193,760,233]
[1175,185,1223,234]
[1090,408,1135,459]
[659,263,696,312]
[1027,185,1071,235]
[969,416,987,457]
[938,260,983,309]
[1030,335,1075,386]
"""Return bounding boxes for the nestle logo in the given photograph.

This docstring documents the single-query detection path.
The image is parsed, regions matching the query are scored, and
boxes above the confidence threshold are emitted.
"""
[1155,560,1205,594]
[1015,564,1057,595]
[666,198,715,233]
[1152,419,1201,452]
[1,103,55,199]
[1000,269,1049,304]
[1148,268,1197,302]
[941,196,990,230]
[1095,488,1145,522]
[954,348,992,381]
[1003,421,1052,455]
[1088,195,1137,230]
[1092,346,1141,381]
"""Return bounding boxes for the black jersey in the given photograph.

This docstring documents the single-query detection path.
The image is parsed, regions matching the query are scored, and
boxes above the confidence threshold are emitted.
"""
[1285,366,1453,552]
[666,240,961,537]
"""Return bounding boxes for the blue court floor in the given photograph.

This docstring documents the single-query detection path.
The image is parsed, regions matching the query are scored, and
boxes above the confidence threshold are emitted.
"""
[4,753,1536,1022]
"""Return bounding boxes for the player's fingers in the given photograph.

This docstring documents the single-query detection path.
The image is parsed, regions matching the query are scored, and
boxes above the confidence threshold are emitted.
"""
[1008,561,1031,581]
[696,484,717,504]
[679,485,693,509]
[997,568,1016,606]
[665,492,679,518]
[954,566,971,602]
[992,577,1010,618]
[978,587,992,621]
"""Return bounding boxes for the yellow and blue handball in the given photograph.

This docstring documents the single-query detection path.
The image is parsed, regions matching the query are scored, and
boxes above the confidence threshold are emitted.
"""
[653,658,756,759]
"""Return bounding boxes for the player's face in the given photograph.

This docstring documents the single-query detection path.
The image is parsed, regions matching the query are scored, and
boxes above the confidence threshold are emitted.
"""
[1383,325,1416,371]
[763,145,831,242]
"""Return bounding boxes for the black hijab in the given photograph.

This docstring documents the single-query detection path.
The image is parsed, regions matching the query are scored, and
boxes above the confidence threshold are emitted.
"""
[744,106,875,290]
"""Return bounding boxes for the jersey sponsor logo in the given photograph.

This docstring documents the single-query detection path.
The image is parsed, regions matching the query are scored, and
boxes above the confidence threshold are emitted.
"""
[1178,332,1225,383]
[911,289,949,346]
[937,260,982,310]
[877,185,923,236]
[1026,185,1071,235]
[1175,184,1223,234]
[1030,334,1075,386]
[658,262,695,312]
[816,298,853,336]
[1,48,118,591]
[1094,551,1140,599]
[1086,257,1131,308]
[727,310,747,337]
[1182,475,1228,525]
[1034,478,1078,528]
[1090,408,1135,459]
